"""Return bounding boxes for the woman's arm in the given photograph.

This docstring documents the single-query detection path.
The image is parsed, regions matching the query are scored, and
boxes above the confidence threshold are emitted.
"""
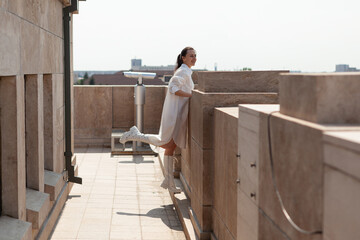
[175,90,192,97]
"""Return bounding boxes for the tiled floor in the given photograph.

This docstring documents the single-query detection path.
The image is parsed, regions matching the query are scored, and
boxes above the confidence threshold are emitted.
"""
[50,147,186,240]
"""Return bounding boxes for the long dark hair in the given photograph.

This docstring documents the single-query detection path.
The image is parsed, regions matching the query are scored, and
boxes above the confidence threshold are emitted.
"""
[175,47,194,70]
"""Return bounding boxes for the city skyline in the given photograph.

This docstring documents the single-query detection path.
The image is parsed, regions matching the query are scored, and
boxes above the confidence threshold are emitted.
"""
[73,0,360,72]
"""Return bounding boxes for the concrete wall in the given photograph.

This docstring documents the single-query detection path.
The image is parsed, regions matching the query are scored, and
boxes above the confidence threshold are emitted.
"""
[279,73,360,124]
[0,1,80,239]
[236,73,360,240]
[181,71,283,239]
[213,108,238,240]
[323,132,360,240]
[178,71,360,240]
[74,85,166,146]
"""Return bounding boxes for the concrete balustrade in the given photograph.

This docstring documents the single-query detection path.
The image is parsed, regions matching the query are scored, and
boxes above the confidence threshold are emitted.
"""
[183,71,283,239]
[323,131,360,240]
[213,107,238,240]
[197,71,282,93]
[236,73,360,240]
[238,104,325,240]
[279,73,360,124]
[74,85,166,147]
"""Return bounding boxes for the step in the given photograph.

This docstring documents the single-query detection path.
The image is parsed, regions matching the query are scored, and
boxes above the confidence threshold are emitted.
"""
[171,179,197,240]
[158,151,197,240]
[44,170,65,201]
[0,216,32,240]
[26,188,50,230]
[36,182,70,240]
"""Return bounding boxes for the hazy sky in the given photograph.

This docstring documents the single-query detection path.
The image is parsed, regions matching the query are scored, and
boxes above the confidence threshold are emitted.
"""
[73,0,360,72]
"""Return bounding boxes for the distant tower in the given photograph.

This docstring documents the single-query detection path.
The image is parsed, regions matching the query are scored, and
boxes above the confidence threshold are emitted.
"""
[336,64,349,72]
[214,63,218,71]
[131,59,142,70]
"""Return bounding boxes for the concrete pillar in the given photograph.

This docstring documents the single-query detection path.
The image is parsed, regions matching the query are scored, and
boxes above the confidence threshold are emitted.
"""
[43,74,65,173]
[0,75,26,220]
[43,74,55,172]
[25,74,44,191]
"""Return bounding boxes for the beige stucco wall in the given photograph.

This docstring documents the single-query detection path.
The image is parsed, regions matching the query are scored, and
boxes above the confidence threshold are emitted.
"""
[74,85,166,146]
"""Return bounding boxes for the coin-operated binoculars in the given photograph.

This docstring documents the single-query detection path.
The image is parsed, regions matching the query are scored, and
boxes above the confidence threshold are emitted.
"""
[123,72,156,152]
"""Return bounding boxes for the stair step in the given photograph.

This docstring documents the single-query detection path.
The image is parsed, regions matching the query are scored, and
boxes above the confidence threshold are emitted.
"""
[26,188,50,230]
[158,150,197,240]
[0,216,32,240]
[171,179,197,240]
[44,170,65,201]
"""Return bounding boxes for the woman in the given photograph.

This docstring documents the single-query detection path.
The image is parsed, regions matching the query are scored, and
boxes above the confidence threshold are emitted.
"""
[120,47,196,193]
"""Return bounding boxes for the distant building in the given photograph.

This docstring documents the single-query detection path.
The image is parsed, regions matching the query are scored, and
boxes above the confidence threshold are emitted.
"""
[83,70,174,85]
[336,64,360,72]
[74,71,118,84]
[131,59,142,69]
[131,58,176,71]
[75,70,118,78]
[77,58,207,86]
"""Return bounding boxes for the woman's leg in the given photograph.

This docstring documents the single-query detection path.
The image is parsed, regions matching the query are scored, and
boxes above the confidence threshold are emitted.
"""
[160,139,181,193]
[160,139,177,156]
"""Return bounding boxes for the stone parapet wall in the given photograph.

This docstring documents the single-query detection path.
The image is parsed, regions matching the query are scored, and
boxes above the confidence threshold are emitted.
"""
[279,73,360,124]
[181,71,281,239]
[323,131,360,239]
[236,73,360,240]
[197,71,287,93]
[212,107,238,240]
[74,85,166,146]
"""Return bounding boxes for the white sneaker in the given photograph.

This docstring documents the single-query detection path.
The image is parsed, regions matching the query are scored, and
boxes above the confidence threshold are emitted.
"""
[119,126,140,144]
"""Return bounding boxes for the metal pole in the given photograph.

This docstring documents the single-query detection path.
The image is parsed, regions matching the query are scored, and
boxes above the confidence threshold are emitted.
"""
[134,76,145,150]
[123,72,155,152]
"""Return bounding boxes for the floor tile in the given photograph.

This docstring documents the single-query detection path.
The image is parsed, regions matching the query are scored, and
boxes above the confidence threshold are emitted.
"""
[50,147,185,240]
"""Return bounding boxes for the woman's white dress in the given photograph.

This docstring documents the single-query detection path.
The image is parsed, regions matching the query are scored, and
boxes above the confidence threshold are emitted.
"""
[145,64,194,149]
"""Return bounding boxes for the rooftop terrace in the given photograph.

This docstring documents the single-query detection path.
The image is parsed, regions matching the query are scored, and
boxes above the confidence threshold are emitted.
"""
[50,147,186,240]
[70,71,360,240]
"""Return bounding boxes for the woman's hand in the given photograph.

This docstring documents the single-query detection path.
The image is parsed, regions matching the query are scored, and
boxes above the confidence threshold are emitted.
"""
[175,90,192,97]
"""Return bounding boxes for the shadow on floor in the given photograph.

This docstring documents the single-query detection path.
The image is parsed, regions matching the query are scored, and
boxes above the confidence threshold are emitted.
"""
[116,204,183,231]
[67,195,82,199]
[117,155,155,164]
